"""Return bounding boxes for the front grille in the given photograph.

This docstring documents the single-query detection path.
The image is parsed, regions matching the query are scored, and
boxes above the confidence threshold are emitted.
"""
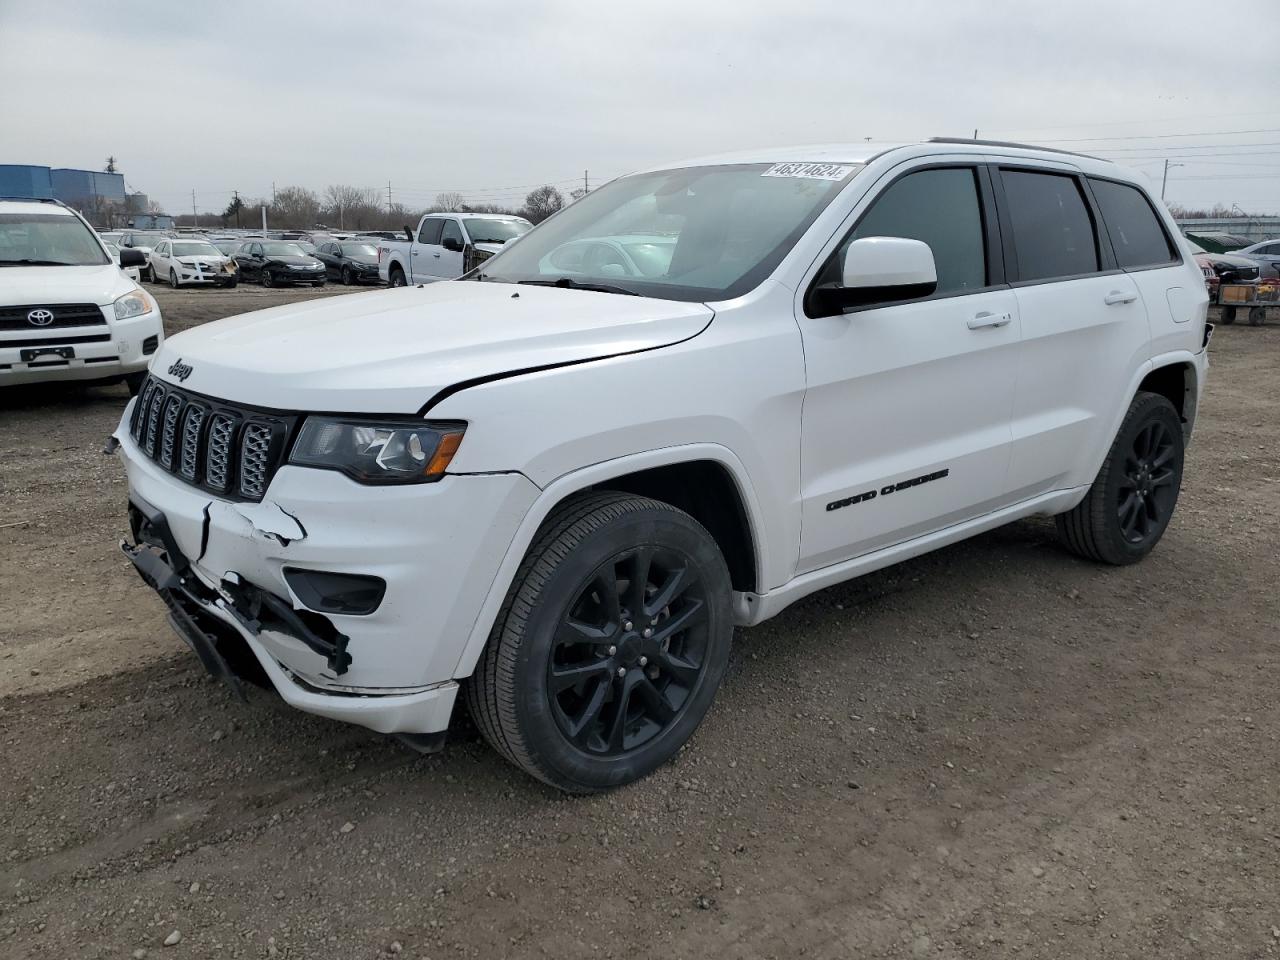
[0,303,106,331]
[129,375,294,501]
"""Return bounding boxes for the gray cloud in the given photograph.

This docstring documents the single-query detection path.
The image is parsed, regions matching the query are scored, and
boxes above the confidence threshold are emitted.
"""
[2,0,1277,213]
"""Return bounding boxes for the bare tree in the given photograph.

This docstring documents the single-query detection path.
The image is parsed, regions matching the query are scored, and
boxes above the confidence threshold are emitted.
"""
[521,185,564,224]
[271,186,320,229]
[434,191,465,212]
[323,185,383,230]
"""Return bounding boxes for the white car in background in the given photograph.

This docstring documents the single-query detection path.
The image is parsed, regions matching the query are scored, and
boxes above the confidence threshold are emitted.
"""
[149,238,238,288]
[103,240,141,282]
[119,231,166,282]
[1,197,162,392]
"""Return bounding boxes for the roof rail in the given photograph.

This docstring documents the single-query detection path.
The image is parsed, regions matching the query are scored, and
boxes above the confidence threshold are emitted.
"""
[927,137,1109,162]
[0,195,66,204]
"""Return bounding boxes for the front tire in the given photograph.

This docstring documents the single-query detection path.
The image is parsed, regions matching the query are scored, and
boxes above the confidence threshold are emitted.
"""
[1248,306,1267,326]
[261,269,273,288]
[169,269,179,289]
[341,266,353,285]
[466,492,733,793]
[1055,391,1184,565]
[1220,305,1237,324]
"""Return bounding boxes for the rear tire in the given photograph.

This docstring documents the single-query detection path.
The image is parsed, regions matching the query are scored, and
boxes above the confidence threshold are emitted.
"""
[1055,391,1184,565]
[389,267,406,288]
[1220,306,1237,324]
[124,372,145,396]
[466,492,733,793]
[1248,306,1266,326]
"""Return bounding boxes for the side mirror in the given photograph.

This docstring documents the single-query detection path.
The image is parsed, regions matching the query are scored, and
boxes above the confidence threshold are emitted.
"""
[842,236,936,294]
[442,237,463,253]
[403,225,413,241]
[119,247,146,267]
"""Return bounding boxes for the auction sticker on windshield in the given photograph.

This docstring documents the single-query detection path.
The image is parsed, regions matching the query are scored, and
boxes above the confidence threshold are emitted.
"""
[762,162,859,180]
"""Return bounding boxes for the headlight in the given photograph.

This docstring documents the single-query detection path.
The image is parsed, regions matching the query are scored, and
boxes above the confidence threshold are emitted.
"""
[113,288,155,321]
[289,418,466,484]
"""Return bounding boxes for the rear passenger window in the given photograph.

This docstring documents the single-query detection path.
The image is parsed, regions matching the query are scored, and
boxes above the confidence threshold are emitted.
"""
[418,219,443,245]
[841,166,987,297]
[1001,170,1099,282]
[1090,178,1176,269]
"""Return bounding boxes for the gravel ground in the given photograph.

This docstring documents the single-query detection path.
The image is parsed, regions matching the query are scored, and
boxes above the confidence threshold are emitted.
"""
[1,287,1277,959]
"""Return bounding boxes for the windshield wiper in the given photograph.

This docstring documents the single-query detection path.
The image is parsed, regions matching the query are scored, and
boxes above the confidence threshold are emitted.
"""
[0,258,79,267]
[517,277,639,296]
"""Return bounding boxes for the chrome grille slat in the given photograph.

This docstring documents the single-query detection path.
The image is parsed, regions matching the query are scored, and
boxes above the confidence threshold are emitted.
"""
[179,405,206,481]
[159,395,183,469]
[239,423,273,499]
[129,375,289,502]
[205,413,236,492]
[144,386,166,456]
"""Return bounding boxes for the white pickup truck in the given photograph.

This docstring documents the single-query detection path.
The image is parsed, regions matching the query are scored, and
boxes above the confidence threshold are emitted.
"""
[378,212,531,286]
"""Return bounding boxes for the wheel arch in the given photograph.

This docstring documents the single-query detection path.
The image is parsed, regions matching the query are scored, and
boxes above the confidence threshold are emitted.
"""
[1136,353,1201,443]
[451,444,767,680]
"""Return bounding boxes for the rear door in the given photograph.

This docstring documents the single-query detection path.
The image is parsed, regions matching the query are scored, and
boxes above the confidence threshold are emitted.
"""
[994,164,1148,498]
[412,217,444,283]
[435,219,466,278]
[796,160,1022,571]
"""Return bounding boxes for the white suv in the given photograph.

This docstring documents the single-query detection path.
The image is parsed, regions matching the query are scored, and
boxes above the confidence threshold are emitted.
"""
[114,140,1209,792]
[1,198,163,392]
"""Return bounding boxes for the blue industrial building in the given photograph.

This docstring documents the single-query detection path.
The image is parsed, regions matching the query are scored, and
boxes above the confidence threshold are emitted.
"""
[0,164,56,199]
[0,163,129,224]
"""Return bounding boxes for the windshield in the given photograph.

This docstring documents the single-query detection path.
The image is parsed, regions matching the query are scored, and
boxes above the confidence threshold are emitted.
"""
[214,241,241,254]
[476,163,859,300]
[261,242,305,256]
[172,242,219,257]
[340,243,377,258]
[0,212,110,266]
[465,219,531,244]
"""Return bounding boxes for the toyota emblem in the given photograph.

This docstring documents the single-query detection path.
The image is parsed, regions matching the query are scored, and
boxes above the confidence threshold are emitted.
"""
[27,309,54,327]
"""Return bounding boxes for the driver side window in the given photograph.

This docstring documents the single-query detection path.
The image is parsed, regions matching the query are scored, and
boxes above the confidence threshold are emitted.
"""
[822,167,988,301]
[441,220,463,248]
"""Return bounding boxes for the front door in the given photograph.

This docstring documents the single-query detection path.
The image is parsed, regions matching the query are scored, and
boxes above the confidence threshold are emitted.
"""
[435,219,466,279]
[412,218,443,283]
[797,163,1020,572]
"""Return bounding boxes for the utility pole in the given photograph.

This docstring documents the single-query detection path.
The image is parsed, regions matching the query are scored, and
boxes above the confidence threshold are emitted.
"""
[973,128,979,139]
[105,155,117,173]
[1161,159,1184,200]
[271,181,277,205]
[387,181,393,212]
[583,170,589,195]
[233,189,241,228]
[191,189,198,229]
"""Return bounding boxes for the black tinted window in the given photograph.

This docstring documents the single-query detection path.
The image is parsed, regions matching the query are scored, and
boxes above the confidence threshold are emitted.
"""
[418,219,443,245]
[843,166,986,296]
[1001,170,1099,281]
[441,220,463,247]
[1090,178,1176,269]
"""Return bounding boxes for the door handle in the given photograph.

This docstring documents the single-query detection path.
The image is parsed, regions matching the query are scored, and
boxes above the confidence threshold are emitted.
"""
[1104,290,1138,306]
[433,253,441,258]
[967,311,1012,330]
[412,250,420,256]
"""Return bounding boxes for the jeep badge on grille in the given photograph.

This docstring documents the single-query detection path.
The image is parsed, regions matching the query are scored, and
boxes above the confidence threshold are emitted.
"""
[167,358,194,382]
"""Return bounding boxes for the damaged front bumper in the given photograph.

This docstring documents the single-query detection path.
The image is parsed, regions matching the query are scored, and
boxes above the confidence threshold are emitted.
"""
[111,402,541,738]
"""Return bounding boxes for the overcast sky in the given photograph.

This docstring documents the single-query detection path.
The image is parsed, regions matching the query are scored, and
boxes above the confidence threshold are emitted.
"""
[3,0,1278,215]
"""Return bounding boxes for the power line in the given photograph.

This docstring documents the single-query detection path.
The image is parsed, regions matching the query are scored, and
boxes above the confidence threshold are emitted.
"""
[989,109,1280,135]
[1037,127,1280,144]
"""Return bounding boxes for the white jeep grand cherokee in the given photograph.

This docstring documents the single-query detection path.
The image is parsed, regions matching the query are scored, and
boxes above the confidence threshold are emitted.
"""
[114,139,1209,792]
[1,198,162,391]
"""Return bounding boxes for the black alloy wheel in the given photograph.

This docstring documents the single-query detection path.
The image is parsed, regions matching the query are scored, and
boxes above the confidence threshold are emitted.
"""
[1056,391,1185,565]
[467,492,733,792]
[261,268,273,288]
[341,265,352,285]
[1116,419,1178,545]
[547,544,710,756]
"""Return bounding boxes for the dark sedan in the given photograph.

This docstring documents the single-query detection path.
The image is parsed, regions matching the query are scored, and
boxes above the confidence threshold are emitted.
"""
[233,240,327,287]
[314,241,383,285]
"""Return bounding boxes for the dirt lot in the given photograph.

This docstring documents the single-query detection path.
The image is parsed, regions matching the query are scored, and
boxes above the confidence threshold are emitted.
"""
[1,287,1277,960]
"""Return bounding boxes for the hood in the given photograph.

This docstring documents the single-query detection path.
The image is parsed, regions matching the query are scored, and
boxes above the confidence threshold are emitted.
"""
[1202,252,1259,268]
[475,241,507,256]
[150,281,714,412]
[266,254,319,266]
[179,256,227,265]
[0,263,136,306]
